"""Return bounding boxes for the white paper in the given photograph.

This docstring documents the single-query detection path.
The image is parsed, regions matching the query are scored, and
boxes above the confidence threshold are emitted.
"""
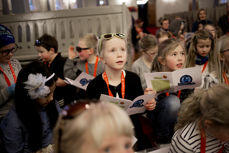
[100,94,155,115]
[144,66,202,93]
[64,72,94,90]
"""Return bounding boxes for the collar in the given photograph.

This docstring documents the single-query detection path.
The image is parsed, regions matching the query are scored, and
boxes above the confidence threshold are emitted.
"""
[196,54,208,65]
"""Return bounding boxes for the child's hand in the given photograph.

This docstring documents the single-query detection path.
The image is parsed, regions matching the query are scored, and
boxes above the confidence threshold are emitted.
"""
[144,88,156,95]
[68,46,77,60]
[56,78,67,87]
[145,98,156,111]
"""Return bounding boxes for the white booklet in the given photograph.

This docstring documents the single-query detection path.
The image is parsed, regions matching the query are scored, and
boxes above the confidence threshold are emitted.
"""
[100,94,156,115]
[65,72,94,90]
[144,66,202,93]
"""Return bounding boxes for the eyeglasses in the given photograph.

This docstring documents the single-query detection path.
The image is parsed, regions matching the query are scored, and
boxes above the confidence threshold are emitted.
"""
[0,45,18,56]
[75,46,90,53]
[99,33,126,40]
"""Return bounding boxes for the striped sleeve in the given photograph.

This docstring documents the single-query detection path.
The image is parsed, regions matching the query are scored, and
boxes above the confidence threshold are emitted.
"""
[169,122,200,153]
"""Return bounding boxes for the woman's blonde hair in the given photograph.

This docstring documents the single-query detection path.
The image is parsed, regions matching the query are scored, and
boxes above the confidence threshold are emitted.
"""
[151,38,185,72]
[80,33,98,54]
[139,34,157,52]
[175,84,229,131]
[54,101,134,153]
[215,34,229,83]
[186,30,219,73]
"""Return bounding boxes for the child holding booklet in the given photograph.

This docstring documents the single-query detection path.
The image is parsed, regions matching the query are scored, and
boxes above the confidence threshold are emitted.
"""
[86,33,156,151]
[64,33,104,79]
[148,38,193,144]
[186,29,220,89]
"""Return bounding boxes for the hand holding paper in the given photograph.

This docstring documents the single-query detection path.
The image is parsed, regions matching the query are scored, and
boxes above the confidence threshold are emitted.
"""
[144,66,202,93]
[65,72,94,90]
[100,94,156,115]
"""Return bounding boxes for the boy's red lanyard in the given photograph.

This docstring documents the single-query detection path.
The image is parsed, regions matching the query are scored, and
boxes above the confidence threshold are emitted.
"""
[0,62,17,86]
[199,124,224,153]
[165,90,181,98]
[102,71,125,99]
[85,56,99,77]
[223,71,229,85]
[201,61,208,73]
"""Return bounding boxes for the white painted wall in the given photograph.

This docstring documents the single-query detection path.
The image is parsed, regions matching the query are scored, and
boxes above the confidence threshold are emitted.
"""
[156,0,189,26]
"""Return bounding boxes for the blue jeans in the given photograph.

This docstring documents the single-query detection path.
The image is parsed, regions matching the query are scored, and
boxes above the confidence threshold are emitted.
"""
[147,95,180,140]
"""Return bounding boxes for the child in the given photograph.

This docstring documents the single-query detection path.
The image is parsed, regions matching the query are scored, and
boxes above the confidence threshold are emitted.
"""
[216,35,229,85]
[54,101,134,153]
[35,34,75,106]
[148,38,193,144]
[169,84,229,152]
[86,33,156,151]
[186,29,220,89]
[64,33,104,79]
[132,34,158,90]
[204,24,217,40]
[0,24,21,121]
[156,31,171,44]
[0,61,59,153]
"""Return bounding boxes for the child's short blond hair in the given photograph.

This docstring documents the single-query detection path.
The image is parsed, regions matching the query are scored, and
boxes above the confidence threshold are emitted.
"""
[79,33,98,54]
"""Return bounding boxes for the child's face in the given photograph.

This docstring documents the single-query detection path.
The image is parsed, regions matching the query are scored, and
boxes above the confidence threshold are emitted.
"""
[102,37,127,71]
[81,134,134,153]
[36,84,55,107]
[77,40,90,61]
[196,38,211,57]
[144,46,158,61]
[221,43,229,66]
[205,25,216,38]
[35,46,52,62]
[0,43,16,64]
[163,45,185,71]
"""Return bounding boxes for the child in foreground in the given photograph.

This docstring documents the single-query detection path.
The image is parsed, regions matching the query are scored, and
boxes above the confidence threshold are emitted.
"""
[169,84,229,152]
[54,101,134,153]
[86,33,156,151]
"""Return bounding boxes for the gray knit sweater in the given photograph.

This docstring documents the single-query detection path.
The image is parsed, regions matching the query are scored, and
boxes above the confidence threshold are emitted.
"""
[0,58,21,119]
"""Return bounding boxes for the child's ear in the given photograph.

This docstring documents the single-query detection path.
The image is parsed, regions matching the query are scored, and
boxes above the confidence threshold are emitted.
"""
[49,48,55,54]
[88,48,94,55]
[158,56,166,65]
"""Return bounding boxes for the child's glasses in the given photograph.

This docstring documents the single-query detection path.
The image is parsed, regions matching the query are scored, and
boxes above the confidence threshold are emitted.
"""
[0,45,18,57]
[99,33,126,40]
[75,46,90,53]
